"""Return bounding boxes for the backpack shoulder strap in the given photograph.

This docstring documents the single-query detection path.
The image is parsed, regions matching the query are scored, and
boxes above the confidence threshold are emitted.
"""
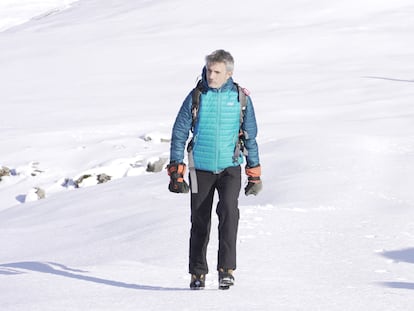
[191,80,203,132]
[233,83,250,159]
[234,82,249,126]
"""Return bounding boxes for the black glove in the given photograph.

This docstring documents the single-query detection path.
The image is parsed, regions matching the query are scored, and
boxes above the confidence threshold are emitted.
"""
[167,162,189,193]
[245,178,263,196]
[245,165,262,196]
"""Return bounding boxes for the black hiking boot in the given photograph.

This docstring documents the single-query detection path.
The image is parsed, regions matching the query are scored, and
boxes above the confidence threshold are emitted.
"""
[218,268,234,290]
[190,274,205,290]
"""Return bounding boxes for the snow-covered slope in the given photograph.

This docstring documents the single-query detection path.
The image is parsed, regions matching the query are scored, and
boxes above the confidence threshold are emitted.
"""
[1,0,414,310]
[0,0,79,32]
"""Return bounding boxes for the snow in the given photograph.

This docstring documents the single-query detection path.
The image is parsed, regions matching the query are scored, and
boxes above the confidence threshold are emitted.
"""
[1,0,414,310]
[0,0,79,32]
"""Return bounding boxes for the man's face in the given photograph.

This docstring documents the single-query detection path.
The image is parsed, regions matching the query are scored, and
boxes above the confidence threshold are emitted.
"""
[206,62,232,89]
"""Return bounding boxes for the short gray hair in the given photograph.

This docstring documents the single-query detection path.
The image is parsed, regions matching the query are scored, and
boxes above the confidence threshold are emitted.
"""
[205,49,234,72]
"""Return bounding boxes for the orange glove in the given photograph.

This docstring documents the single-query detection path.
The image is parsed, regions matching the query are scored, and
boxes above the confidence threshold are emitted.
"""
[167,162,189,193]
[245,165,262,196]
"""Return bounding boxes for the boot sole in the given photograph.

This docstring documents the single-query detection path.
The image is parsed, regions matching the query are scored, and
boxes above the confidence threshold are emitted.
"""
[219,285,230,290]
[218,279,234,290]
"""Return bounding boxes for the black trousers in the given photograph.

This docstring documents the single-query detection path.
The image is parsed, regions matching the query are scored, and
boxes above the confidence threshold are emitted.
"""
[189,166,241,275]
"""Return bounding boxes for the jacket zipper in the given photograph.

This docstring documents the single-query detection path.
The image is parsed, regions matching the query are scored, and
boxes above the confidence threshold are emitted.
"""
[215,89,222,173]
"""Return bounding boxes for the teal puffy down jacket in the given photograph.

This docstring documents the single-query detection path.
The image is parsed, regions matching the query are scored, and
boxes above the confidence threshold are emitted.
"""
[170,69,260,173]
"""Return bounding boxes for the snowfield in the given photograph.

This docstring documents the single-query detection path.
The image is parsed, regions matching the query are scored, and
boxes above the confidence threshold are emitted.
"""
[0,0,79,32]
[1,0,414,310]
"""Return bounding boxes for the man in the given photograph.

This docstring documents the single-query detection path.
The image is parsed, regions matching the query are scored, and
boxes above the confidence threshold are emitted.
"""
[168,49,262,290]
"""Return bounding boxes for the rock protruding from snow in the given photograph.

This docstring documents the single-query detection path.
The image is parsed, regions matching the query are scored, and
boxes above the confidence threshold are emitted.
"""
[146,157,168,173]
[24,187,46,202]
[0,166,11,181]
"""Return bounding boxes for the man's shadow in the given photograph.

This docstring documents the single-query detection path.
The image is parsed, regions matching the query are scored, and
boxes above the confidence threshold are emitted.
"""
[380,248,414,290]
[0,261,188,291]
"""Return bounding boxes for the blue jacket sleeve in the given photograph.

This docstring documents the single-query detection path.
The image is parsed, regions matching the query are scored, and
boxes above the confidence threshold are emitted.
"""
[169,92,193,164]
[242,96,260,168]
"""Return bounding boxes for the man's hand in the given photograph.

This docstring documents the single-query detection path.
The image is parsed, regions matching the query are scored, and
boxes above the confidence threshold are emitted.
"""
[244,165,262,196]
[167,162,190,193]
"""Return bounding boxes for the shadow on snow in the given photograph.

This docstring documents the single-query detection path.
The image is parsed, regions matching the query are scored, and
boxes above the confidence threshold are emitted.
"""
[381,282,414,290]
[382,248,414,264]
[0,261,188,291]
[379,247,414,290]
